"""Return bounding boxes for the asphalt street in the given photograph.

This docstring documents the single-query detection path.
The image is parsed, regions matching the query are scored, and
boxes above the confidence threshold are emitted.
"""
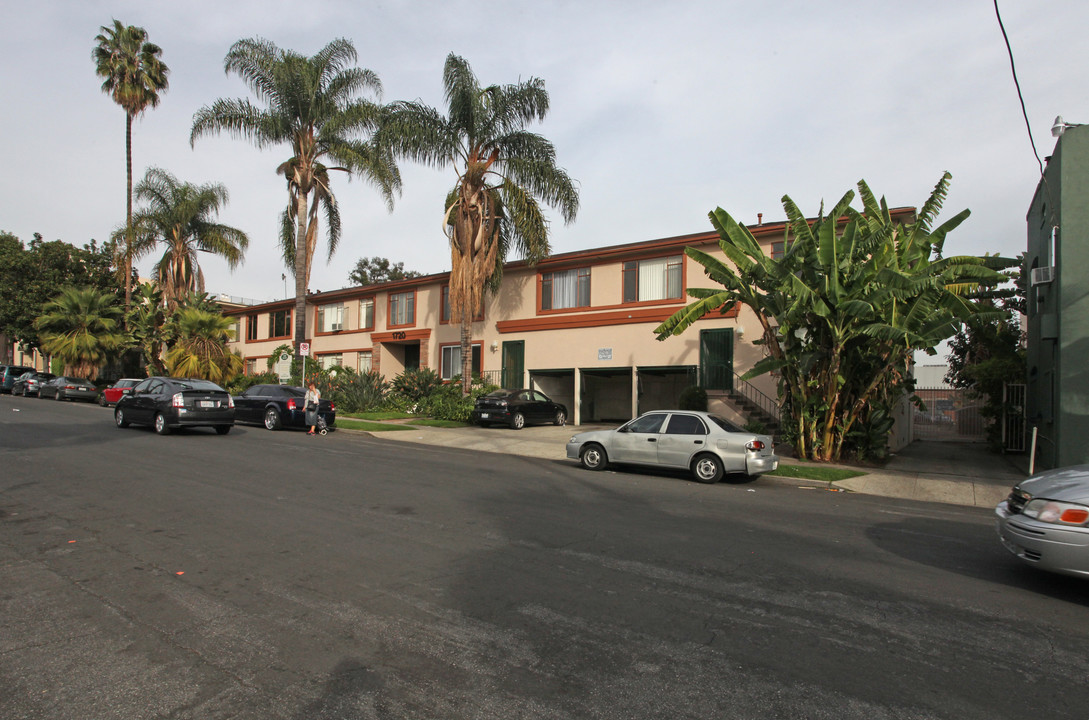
[2,393,1088,719]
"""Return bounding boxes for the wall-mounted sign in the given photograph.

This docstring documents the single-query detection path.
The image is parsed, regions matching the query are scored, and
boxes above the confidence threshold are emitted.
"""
[598,348,612,361]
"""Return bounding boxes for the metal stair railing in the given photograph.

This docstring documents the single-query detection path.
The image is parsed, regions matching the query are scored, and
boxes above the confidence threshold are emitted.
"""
[731,371,781,424]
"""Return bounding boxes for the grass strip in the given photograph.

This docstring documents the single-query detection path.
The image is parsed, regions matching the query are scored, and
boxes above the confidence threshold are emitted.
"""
[336,419,417,432]
[767,464,866,482]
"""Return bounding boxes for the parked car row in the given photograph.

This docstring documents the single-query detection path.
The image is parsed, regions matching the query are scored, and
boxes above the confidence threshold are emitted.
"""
[5,371,97,401]
[111,377,337,436]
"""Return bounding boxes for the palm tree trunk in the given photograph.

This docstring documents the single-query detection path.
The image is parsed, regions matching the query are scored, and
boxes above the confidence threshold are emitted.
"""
[294,191,310,371]
[124,112,134,319]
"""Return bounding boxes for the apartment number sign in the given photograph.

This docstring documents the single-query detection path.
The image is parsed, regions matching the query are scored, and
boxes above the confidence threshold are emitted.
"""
[598,348,612,361]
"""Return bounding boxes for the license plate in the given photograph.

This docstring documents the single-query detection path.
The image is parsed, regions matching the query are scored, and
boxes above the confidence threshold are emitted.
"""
[199,400,215,408]
[481,413,490,419]
[79,387,89,391]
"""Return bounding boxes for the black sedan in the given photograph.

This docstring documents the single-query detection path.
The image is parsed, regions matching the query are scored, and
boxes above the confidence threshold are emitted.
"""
[114,377,235,435]
[471,388,567,429]
[11,371,56,397]
[233,383,336,431]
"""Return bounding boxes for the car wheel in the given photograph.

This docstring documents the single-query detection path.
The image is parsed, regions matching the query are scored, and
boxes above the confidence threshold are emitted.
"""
[692,453,724,484]
[55,390,63,401]
[580,443,608,471]
[154,413,171,435]
[115,408,129,428]
[509,412,526,430]
[215,425,232,435]
[98,394,106,407]
[553,410,566,426]
[263,408,281,431]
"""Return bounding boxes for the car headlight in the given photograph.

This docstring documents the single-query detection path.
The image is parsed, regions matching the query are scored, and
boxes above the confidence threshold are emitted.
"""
[1022,499,1089,526]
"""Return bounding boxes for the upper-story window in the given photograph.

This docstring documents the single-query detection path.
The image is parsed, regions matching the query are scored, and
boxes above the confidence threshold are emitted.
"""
[317,303,345,333]
[269,309,292,339]
[622,255,682,303]
[359,298,375,330]
[245,313,258,341]
[541,267,590,310]
[441,285,483,323]
[389,290,415,327]
[227,318,240,342]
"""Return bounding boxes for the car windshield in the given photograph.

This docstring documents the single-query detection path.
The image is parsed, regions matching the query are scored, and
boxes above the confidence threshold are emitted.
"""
[707,414,743,433]
[175,380,225,392]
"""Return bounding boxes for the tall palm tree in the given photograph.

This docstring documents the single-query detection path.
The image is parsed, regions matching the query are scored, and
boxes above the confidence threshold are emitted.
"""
[380,54,579,394]
[190,37,400,365]
[35,287,125,379]
[92,19,169,313]
[128,167,249,311]
[164,307,244,383]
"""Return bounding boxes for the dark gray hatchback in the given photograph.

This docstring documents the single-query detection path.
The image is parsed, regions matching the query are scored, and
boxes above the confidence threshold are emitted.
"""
[114,377,235,435]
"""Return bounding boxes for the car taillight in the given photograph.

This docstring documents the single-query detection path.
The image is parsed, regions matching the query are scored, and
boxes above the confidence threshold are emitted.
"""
[287,398,297,410]
[746,440,766,451]
[172,392,184,408]
[329,401,335,411]
[227,395,235,408]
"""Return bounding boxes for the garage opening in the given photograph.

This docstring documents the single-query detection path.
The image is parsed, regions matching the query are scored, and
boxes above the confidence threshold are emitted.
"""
[638,366,697,414]
[529,369,575,420]
[580,368,633,423]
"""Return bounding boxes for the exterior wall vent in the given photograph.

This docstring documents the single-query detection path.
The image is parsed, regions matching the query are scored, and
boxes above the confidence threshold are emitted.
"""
[1031,266,1056,286]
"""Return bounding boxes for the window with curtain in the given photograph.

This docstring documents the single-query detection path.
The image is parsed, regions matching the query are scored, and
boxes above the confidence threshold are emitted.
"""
[318,353,342,369]
[440,344,482,380]
[389,291,414,326]
[358,351,372,373]
[317,303,345,332]
[622,255,682,303]
[541,267,590,310]
[359,298,374,330]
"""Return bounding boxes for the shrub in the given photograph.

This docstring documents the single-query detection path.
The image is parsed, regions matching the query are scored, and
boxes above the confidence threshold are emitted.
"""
[332,368,389,413]
[391,367,442,404]
[678,385,708,411]
[226,371,277,395]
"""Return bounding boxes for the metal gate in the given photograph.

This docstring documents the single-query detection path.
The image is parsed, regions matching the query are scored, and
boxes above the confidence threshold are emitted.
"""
[1002,383,1027,452]
[912,387,987,442]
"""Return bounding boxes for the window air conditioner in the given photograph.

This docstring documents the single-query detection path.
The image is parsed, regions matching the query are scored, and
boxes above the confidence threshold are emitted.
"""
[1031,266,1056,286]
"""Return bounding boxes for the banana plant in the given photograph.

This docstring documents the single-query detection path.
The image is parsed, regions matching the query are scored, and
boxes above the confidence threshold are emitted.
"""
[657,174,1013,462]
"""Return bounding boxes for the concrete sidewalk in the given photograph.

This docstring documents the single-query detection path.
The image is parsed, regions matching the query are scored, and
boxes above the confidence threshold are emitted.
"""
[363,422,1029,509]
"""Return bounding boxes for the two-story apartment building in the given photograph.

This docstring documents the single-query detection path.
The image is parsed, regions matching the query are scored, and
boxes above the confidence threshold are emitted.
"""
[226,209,915,426]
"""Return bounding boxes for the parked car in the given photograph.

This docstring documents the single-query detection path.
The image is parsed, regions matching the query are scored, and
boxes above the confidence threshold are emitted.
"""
[99,378,142,407]
[0,365,35,394]
[566,410,779,484]
[11,371,56,397]
[471,389,567,429]
[233,383,336,431]
[39,376,98,402]
[114,377,235,435]
[995,465,1089,578]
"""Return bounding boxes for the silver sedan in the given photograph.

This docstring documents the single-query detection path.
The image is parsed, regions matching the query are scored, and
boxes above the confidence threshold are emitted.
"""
[566,410,779,484]
[995,465,1089,578]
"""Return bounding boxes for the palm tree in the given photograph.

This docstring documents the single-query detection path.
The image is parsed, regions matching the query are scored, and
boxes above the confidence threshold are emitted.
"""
[190,37,400,365]
[92,19,169,313]
[164,307,244,383]
[128,168,249,311]
[380,54,579,394]
[35,287,125,379]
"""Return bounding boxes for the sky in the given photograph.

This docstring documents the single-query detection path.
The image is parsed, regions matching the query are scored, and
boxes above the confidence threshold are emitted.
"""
[2,1,1087,307]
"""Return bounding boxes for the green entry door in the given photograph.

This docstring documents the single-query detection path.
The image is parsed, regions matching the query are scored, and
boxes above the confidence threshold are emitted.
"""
[502,341,525,389]
[700,329,734,391]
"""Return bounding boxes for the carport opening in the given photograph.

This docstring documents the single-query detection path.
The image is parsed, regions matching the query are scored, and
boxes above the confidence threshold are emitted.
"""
[580,368,632,423]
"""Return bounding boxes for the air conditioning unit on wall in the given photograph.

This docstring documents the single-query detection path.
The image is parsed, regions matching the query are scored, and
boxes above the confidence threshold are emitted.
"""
[1031,266,1056,286]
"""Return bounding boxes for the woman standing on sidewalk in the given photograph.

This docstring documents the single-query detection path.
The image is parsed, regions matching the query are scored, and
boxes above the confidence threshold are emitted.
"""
[305,380,321,436]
